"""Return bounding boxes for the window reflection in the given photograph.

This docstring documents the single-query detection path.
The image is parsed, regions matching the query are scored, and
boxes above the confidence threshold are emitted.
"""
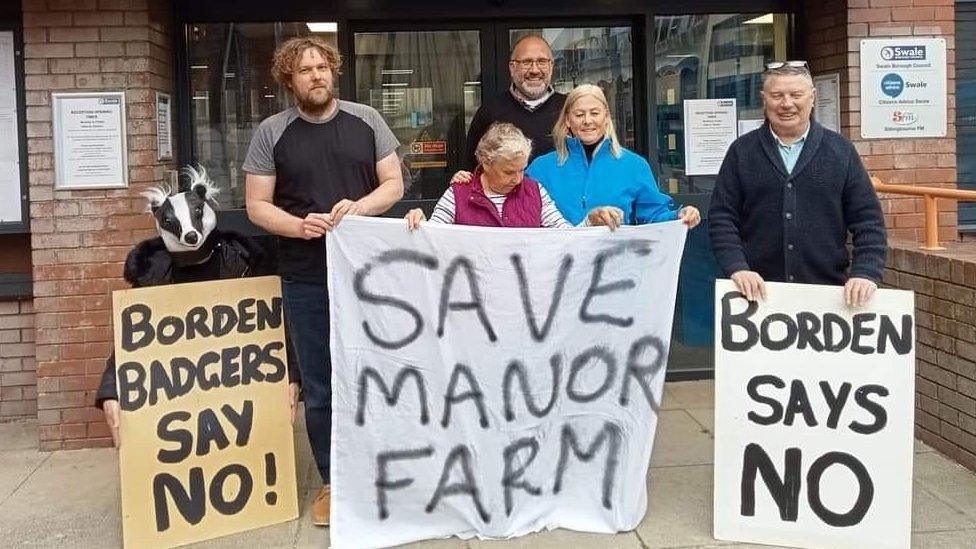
[355,31,481,201]
[512,27,635,150]
[187,22,338,209]
[654,14,788,196]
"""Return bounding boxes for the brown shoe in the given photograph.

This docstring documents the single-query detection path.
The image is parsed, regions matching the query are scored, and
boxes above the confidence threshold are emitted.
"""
[312,484,331,526]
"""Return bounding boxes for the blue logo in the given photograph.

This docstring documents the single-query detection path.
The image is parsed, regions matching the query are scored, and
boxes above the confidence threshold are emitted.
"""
[881,73,904,98]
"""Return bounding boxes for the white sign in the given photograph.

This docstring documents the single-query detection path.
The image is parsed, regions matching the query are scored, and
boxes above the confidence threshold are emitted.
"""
[53,92,128,189]
[860,38,946,138]
[683,98,737,175]
[327,217,688,549]
[713,280,915,549]
[0,31,23,225]
[737,119,763,137]
[814,73,841,133]
[156,92,172,161]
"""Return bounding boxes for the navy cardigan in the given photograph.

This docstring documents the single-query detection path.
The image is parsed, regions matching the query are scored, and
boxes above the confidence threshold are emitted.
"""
[708,121,887,285]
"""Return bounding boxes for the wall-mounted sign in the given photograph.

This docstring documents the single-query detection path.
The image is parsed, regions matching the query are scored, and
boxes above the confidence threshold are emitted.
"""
[814,72,841,133]
[683,98,737,176]
[0,30,24,226]
[410,140,446,155]
[860,38,947,138]
[53,91,128,189]
[156,92,172,161]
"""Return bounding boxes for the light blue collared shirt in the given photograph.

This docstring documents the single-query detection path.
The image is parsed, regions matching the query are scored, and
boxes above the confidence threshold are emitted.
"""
[771,124,810,174]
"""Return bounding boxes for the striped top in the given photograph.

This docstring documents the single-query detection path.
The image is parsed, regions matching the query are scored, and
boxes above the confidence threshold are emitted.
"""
[428,185,587,227]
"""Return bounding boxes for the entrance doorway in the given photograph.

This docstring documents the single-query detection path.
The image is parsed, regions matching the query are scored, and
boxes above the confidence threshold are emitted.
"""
[349,20,640,214]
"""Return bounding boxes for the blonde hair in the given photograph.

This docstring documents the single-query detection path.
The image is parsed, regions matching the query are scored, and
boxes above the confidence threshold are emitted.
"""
[271,36,342,88]
[475,122,532,166]
[553,84,622,164]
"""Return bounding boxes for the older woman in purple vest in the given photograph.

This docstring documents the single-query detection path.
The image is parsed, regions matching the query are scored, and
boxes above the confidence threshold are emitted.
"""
[406,122,622,229]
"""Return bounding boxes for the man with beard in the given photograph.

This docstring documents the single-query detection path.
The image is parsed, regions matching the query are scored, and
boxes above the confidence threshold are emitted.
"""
[708,61,886,307]
[464,34,566,168]
[243,36,404,526]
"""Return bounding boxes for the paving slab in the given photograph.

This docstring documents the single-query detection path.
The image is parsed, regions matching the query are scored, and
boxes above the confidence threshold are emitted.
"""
[0,448,48,504]
[666,380,715,409]
[0,447,122,547]
[685,406,715,436]
[914,451,976,522]
[912,528,976,548]
[911,484,976,532]
[635,464,725,548]
[650,409,713,468]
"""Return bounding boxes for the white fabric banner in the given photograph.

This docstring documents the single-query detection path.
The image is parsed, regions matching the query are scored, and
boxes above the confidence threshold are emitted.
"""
[713,280,915,549]
[327,217,688,548]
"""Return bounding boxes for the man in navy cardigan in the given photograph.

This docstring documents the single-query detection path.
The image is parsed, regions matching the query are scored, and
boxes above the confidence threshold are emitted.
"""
[708,62,887,307]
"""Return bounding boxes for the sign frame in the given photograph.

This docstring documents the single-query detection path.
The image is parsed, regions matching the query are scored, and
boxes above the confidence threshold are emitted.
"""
[155,91,172,161]
[0,27,28,233]
[859,38,947,139]
[813,72,841,133]
[52,91,128,190]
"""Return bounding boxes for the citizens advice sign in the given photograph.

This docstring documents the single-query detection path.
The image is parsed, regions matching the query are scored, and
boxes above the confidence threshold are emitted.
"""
[713,280,915,549]
[860,38,947,138]
[327,217,688,548]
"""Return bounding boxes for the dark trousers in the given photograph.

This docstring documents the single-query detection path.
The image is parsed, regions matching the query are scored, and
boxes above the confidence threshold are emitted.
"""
[282,279,332,483]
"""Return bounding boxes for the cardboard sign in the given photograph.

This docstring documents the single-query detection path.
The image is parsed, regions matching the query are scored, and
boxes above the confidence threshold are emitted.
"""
[113,276,299,549]
[713,280,915,549]
[327,217,688,548]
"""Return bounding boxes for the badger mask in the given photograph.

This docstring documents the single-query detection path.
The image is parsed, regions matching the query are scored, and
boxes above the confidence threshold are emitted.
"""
[142,166,219,263]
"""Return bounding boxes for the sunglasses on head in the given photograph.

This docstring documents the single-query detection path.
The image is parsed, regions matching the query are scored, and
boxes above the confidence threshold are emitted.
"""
[765,60,809,70]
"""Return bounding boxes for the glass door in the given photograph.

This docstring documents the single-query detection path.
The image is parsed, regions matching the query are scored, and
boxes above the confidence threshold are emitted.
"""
[501,24,639,152]
[352,27,486,214]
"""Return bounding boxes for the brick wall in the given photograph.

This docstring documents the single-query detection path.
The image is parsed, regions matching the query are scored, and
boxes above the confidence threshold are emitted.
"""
[22,0,176,450]
[884,242,976,472]
[0,299,36,420]
[804,0,957,243]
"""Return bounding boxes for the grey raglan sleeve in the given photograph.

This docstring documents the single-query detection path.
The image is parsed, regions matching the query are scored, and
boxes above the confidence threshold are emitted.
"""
[242,120,277,176]
[359,105,400,160]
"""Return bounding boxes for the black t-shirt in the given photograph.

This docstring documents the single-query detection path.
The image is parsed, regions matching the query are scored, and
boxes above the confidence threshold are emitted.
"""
[464,90,567,169]
[243,102,399,283]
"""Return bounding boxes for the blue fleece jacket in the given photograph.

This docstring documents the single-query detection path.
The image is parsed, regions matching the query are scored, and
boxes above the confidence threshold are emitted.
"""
[527,138,680,225]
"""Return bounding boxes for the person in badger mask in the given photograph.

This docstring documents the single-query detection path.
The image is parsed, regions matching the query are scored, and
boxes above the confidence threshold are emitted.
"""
[94,166,301,448]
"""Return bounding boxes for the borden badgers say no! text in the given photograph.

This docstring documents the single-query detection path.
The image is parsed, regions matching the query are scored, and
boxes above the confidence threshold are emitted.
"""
[719,292,913,355]
[116,297,287,412]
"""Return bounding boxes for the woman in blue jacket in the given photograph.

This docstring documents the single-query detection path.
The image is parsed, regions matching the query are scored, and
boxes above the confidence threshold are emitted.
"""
[452,84,698,229]
[529,83,699,228]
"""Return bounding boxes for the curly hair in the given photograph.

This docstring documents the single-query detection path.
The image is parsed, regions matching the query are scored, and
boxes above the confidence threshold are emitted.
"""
[271,36,342,88]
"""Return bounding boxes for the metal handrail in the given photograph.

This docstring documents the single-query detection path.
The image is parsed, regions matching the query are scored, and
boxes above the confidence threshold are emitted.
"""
[871,177,976,250]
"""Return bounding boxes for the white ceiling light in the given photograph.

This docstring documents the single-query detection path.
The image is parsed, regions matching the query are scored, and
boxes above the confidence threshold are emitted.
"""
[306,22,338,33]
[744,14,774,25]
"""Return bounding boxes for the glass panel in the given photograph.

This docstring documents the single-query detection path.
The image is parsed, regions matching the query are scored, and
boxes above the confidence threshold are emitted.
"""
[186,22,338,209]
[354,31,481,200]
[654,14,790,374]
[957,5,976,229]
[510,27,635,150]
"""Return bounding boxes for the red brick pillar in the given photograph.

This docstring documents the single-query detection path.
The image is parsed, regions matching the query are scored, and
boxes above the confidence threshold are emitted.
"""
[804,0,957,243]
[23,0,176,450]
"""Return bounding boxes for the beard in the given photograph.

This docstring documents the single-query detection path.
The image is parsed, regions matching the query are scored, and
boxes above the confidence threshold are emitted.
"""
[296,84,334,114]
[513,75,549,100]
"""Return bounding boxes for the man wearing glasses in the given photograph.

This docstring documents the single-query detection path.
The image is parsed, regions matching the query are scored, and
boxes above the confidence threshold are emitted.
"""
[708,61,887,307]
[464,34,566,168]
